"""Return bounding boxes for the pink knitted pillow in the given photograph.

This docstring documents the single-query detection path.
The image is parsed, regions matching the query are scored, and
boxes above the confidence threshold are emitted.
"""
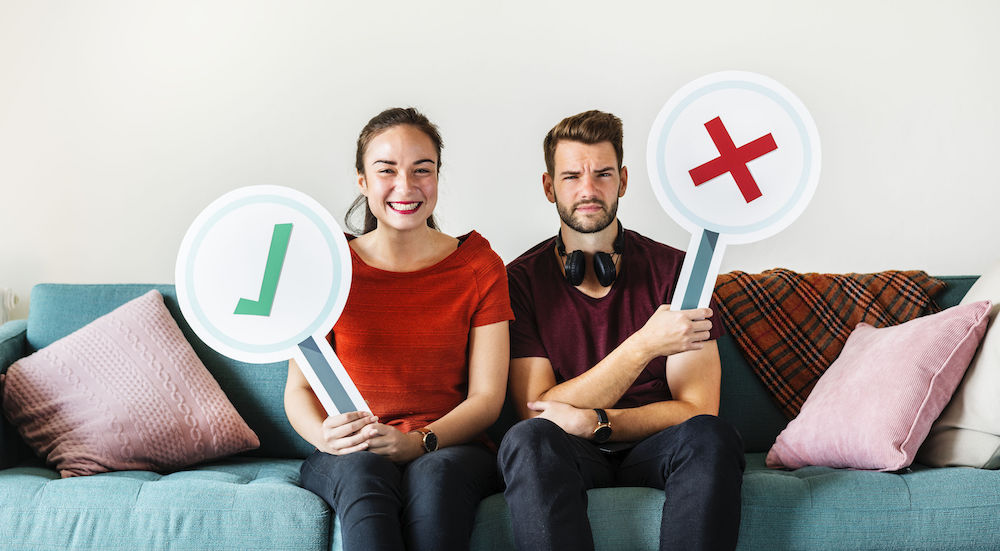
[1,290,259,477]
[766,300,992,472]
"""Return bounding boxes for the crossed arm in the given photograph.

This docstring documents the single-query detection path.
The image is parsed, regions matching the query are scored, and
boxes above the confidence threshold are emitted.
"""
[284,320,509,463]
[510,305,721,442]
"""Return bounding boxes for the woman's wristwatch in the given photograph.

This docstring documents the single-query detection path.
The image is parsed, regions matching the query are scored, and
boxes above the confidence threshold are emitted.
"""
[412,428,438,452]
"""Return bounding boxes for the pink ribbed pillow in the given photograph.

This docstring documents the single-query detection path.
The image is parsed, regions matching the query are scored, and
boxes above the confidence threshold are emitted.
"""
[1,290,259,477]
[766,300,992,472]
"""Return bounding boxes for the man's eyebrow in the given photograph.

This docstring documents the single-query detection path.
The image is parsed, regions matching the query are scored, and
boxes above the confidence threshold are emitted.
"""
[559,166,615,176]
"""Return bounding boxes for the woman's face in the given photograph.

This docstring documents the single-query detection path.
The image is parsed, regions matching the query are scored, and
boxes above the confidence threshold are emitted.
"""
[358,124,439,234]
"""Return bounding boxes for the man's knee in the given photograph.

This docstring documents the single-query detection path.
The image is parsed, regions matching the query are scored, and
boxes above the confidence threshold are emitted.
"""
[501,417,565,448]
[498,418,568,472]
[673,415,745,469]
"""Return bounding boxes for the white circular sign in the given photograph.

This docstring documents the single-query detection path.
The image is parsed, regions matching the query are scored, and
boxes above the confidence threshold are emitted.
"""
[175,185,352,364]
[647,71,821,244]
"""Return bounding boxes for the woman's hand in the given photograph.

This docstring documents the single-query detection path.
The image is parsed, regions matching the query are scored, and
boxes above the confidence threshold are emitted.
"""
[319,411,379,455]
[364,423,425,463]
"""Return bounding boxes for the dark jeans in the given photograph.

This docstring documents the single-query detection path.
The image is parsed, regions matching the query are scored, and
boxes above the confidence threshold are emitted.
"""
[300,444,499,551]
[498,415,746,551]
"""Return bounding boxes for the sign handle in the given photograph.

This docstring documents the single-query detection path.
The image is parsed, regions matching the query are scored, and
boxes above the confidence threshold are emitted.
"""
[670,229,726,310]
[293,335,368,416]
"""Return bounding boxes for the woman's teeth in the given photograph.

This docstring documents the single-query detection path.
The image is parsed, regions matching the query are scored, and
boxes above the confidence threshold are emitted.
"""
[389,202,420,212]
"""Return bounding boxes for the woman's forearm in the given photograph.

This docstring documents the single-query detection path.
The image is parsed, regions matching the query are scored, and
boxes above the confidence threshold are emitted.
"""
[284,384,328,450]
[425,391,504,448]
[425,321,509,447]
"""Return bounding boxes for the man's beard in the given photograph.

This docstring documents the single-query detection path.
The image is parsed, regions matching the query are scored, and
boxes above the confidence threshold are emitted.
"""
[555,194,619,234]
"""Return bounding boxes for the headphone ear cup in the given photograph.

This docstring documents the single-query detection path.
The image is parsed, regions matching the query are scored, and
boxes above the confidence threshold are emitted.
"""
[564,250,585,286]
[593,252,617,287]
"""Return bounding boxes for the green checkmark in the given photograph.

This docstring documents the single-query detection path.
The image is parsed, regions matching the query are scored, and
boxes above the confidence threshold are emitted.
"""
[234,223,293,317]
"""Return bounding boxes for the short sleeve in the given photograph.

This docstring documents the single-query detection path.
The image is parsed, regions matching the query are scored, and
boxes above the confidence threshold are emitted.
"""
[507,264,548,359]
[706,295,726,340]
[470,247,515,328]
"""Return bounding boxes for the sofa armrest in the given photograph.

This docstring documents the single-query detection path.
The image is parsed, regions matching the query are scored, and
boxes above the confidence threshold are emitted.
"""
[1,319,28,372]
[1,319,29,469]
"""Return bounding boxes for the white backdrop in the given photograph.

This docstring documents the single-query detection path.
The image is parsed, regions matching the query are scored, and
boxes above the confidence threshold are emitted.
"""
[2,1,998,321]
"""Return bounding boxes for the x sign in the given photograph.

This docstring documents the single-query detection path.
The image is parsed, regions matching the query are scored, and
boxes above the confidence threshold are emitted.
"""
[647,71,821,309]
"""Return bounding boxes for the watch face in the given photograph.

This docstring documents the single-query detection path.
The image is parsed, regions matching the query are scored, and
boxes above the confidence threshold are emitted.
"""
[594,426,612,444]
[423,431,439,452]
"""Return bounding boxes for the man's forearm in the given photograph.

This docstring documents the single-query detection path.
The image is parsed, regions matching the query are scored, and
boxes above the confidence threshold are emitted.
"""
[535,306,713,409]
[606,399,715,442]
[539,334,652,409]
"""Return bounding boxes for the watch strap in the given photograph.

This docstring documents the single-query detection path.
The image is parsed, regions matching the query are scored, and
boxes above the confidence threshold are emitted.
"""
[592,408,612,444]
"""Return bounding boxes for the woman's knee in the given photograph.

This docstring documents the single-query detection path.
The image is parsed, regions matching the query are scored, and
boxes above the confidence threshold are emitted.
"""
[301,450,402,503]
[404,447,463,486]
[402,446,498,507]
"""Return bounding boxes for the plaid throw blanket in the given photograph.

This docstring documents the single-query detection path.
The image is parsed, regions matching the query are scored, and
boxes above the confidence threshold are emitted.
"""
[712,269,946,419]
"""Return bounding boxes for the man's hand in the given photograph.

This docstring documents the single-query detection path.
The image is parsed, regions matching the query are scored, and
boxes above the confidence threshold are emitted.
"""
[528,400,596,439]
[630,305,713,363]
[363,423,426,464]
[319,411,379,455]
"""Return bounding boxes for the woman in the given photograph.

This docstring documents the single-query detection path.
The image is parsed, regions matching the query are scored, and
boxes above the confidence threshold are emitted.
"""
[284,107,512,551]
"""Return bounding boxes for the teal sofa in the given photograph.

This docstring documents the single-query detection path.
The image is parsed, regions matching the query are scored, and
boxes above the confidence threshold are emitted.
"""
[1,279,998,550]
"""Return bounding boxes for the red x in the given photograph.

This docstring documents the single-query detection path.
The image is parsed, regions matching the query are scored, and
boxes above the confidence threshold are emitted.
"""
[688,117,778,203]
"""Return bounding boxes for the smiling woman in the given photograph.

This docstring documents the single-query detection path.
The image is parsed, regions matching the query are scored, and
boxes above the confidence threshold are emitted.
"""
[344,107,443,235]
[283,107,515,551]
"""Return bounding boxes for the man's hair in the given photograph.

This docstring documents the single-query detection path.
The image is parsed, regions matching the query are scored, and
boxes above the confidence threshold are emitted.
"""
[543,110,624,175]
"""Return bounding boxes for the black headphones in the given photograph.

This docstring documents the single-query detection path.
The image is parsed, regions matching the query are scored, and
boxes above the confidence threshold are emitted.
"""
[556,221,625,287]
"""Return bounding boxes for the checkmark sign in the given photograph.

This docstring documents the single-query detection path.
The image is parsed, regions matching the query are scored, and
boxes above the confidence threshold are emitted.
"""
[234,223,293,317]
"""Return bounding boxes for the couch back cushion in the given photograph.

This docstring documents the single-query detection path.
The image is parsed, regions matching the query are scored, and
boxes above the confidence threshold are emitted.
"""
[26,284,313,459]
[718,275,978,453]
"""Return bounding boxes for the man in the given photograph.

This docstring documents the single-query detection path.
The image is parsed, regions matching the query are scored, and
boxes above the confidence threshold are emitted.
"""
[499,110,745,551]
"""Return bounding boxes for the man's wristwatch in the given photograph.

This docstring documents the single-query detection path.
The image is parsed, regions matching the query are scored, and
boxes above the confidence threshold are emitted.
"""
[413,428,438,453]
[592,409,612,444]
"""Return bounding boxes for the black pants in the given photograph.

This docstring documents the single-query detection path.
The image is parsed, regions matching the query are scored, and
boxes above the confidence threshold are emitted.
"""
[498,415,746,551]
[300,444,499,551]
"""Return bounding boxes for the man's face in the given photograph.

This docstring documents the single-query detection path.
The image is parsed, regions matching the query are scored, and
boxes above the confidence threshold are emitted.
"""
[544,140,627,234]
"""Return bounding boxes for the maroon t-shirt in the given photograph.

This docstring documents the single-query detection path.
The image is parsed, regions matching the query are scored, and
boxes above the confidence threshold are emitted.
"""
[507,229,725,409]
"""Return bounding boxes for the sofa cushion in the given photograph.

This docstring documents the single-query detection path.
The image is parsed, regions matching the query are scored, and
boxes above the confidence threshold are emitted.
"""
[920,261,1000,468]
[739,453,1000,550]
[470,488,663,550]
[0,457,329,550]
[766,300,991,471]
[468,453,1000,551]
[3,290,259,477]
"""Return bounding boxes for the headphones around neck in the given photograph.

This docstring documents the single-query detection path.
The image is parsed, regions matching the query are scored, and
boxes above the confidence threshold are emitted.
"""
[556,220,625,287]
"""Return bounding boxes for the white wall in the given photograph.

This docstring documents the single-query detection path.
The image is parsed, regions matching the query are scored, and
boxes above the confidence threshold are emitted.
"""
[2,1,998,321]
